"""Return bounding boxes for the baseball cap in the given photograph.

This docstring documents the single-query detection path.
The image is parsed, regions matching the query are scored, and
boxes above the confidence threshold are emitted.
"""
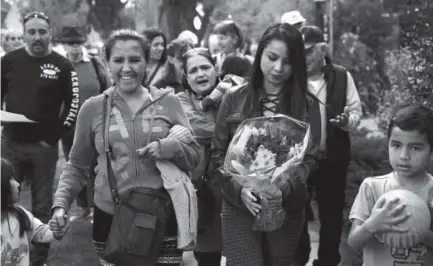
[178,30,198,46]
[280,11,306,25]
[300,25,325,49]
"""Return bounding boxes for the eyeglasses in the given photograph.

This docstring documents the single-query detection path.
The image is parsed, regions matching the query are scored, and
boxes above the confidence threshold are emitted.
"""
[8,36,22,41]
[23,12,50,25]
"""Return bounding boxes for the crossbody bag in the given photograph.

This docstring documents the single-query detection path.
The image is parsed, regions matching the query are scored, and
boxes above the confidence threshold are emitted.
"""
[101,92,172,265]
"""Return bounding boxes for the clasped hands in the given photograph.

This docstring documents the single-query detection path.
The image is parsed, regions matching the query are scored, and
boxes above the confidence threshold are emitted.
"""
[240,154,302,217]
[241,188,283,217]
[50,207,69,240]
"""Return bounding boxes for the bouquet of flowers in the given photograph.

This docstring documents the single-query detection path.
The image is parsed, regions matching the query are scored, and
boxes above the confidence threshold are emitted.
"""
[223,115,310,231]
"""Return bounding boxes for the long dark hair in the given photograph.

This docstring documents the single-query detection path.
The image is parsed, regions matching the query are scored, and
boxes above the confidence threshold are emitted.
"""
[243,23,310,120]
[1,158,31,237]
[181,47,218,96]
[141,28,168,63]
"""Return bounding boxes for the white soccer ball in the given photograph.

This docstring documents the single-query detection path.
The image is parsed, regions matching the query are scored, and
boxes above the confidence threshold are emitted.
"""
[377,189,431,249]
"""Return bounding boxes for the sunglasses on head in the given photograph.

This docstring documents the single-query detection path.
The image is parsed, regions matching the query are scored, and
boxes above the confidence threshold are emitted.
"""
[23,12,50,25]
[182,47,210,59]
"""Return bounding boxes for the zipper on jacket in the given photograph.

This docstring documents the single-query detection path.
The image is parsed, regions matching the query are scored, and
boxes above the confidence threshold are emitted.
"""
[116,95,145,188]
[116,90,160,188]
[132,102,156,187]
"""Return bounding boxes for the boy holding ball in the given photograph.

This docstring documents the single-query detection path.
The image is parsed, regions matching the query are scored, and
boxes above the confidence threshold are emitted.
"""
[348,104,433,265]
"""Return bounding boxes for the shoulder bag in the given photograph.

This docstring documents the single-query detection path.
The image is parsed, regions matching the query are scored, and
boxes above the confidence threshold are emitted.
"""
[101,93,172,265]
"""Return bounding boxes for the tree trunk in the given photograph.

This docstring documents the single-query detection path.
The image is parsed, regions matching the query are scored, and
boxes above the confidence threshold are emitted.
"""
[159,0,186,41]
[158,0,219,43]
[88,0,126,40]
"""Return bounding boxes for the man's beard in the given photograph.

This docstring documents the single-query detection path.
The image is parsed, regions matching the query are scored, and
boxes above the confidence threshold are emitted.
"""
[31,41,48,55]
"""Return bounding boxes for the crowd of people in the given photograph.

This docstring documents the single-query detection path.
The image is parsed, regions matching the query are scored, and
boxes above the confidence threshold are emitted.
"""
[1,8,432,266]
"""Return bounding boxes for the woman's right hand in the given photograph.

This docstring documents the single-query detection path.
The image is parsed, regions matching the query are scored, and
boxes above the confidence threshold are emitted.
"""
[241,187,262,216]
[51,207,68,229]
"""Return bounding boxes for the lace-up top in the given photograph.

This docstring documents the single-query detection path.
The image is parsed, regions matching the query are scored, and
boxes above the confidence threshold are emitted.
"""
[260,92,281,117]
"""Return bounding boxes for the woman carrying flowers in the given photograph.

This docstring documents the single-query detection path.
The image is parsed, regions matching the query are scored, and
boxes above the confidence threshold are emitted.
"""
[208,23,321,265]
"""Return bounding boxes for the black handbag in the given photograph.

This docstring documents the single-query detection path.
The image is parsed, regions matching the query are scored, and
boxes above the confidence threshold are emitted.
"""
[101,93,172,265]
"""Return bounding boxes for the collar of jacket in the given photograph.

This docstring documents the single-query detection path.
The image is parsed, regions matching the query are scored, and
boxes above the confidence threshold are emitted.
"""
[321,63,336,88]
[103,86,174,103]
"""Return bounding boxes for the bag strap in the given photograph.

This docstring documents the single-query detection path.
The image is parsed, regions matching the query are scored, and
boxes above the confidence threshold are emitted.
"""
[102,94,120,203]
[145,63,163,87]
[102,90,163,203]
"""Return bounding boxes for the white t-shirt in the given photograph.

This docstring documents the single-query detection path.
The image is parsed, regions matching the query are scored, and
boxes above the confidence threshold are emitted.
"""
[1,206,54,266]
[350,172,433,266]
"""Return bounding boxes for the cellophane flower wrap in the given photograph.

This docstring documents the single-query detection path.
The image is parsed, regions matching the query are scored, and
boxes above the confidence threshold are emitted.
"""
[223,115,311,231]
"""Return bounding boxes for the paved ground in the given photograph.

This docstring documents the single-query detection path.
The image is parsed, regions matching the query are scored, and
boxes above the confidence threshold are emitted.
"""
[19,145,361,266]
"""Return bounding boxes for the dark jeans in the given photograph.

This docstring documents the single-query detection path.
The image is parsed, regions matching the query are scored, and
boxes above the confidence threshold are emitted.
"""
[1,137,58,265]
[61,130,94,208]
[194,251,222,266]
[295,159,348,266]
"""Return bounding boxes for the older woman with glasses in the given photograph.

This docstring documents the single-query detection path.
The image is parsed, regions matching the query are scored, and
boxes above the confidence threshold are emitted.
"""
[2,28,24,53]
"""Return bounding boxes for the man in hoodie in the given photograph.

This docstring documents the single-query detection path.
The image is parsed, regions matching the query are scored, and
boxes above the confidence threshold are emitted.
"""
[1,12,79,266]
[294,26,362,266]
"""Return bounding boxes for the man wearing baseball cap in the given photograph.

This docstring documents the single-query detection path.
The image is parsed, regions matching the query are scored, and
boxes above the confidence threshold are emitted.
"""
[280,10,307,29]
[294,25,362,266]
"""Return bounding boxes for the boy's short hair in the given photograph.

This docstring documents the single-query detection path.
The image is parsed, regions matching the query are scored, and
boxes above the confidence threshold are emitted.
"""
[387,104,433,149]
